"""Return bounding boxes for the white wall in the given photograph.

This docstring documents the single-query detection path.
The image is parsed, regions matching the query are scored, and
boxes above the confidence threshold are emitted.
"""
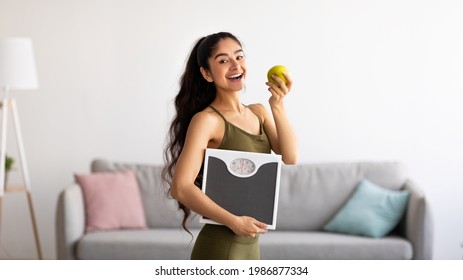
[1,0,462,259]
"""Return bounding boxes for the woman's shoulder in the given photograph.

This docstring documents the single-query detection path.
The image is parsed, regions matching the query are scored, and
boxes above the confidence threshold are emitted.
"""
[187,108,224,143]
[190,107,223,128]
[247,103,268,121]
[247,103,266,112]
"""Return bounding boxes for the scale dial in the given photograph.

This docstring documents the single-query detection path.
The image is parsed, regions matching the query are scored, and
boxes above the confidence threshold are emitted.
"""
[229,158,256,176]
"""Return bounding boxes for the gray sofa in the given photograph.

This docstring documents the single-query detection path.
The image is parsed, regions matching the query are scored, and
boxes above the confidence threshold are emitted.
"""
[56,159,433,260]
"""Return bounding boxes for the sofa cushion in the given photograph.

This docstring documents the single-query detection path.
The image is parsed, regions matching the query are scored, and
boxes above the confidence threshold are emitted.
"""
[76,229,200,260]
[75,171,147,233]
[77,229,413,260]
[323,179,410,238]
[276,162,407,231]
[259,231,413,259]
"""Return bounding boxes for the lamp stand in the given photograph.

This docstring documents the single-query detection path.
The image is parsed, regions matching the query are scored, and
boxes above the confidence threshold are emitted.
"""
[0,87,42,260]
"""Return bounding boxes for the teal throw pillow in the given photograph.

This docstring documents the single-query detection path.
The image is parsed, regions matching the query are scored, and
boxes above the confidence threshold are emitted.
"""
[323,179,410,238]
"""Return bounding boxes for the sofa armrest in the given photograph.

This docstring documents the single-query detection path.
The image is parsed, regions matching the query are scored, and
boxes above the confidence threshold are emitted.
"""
[55,184,85,260]
[403,180,434,259]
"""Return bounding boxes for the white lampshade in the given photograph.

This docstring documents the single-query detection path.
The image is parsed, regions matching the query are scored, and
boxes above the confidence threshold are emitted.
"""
[0,37,39,90]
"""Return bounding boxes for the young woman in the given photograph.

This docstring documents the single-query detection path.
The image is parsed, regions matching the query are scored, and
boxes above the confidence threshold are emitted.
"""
[163,32,298,259]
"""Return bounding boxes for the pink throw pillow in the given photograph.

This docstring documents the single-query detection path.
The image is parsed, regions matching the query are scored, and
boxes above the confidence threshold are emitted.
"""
[75,171,147,233]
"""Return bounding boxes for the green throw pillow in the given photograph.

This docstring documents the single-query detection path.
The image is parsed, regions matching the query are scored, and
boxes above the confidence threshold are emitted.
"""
[323,179,410,238]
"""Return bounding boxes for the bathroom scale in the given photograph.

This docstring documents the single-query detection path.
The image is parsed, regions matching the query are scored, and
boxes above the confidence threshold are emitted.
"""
[200,148,282,230]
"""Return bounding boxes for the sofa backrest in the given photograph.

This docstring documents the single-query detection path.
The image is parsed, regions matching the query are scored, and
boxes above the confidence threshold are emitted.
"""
[91,159,202,229]
[276,162,407,231]
[91,159,407,231]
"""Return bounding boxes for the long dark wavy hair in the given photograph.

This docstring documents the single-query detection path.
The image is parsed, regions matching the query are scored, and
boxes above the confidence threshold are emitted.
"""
[162,32,242,232]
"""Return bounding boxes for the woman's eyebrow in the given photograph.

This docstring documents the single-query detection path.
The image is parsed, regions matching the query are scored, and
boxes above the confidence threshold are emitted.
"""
[214,49,244,60]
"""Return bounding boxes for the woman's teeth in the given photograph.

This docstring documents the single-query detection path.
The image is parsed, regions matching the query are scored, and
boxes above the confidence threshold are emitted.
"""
[228,74,242,80]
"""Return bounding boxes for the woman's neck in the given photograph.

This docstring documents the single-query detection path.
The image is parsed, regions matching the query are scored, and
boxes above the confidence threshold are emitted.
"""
[211,90,244,112]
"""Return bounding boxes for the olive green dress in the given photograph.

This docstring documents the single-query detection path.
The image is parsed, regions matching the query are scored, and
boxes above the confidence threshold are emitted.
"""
[190,105,272,260]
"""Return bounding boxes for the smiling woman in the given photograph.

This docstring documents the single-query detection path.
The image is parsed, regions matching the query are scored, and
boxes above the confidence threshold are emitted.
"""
[162,32,298,260]
[199,38,247,94]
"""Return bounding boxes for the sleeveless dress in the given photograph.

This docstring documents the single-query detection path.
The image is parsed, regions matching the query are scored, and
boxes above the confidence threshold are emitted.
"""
[190,105,272,260]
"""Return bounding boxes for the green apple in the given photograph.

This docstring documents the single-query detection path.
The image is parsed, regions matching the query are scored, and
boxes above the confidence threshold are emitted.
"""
[267,65,289,86]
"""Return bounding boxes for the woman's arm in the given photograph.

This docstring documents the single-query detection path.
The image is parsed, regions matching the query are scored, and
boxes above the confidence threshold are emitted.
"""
[259,72,298,164]
[170,112,268,237]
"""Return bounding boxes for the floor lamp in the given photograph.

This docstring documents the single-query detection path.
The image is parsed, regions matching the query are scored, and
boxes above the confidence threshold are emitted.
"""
[0,37,42,259]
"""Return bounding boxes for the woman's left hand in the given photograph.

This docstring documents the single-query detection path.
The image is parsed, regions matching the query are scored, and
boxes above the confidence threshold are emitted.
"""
[266,72,293,108]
